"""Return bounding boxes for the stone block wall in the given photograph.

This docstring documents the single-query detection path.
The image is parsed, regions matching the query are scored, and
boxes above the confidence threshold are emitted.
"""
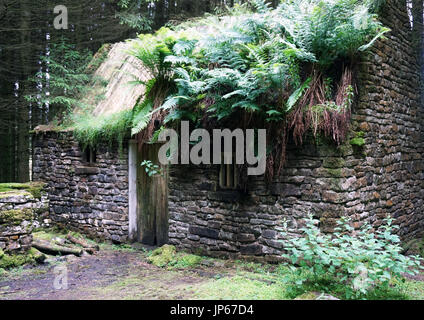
[352,0,424,239]
[168,0,424,260]
[30,0,424,260]
[32,131,130,243]
[0,191,47,253]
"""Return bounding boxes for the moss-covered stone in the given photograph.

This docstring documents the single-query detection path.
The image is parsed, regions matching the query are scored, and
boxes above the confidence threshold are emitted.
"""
[0,247,46,270]
[0,208,34,225]
[148,245,177,267]
[326,168,343,177]
[27,248,46,263]
[0,190,30,199]
[147,245,204,269]
[0,249,36,269]
[323,157,346,168]
[0,182,45,199]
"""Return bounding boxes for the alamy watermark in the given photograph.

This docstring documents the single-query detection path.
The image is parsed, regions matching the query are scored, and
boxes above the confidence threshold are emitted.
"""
[157,121,267,176]
[53,5,68,30]
[53,265,68,290]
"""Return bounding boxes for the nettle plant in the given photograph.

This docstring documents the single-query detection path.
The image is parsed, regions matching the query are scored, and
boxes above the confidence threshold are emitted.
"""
[140,160,163,177]
[281,214,424,299]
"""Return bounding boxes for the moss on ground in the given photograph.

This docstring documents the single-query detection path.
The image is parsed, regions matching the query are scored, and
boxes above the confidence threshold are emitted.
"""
[1,238,424,300]
[147,245,203,269]
[148,245,177,267]
[170,254,203,269]
[192,273,288,300]
[0,182,45,199]
[0,248,45,270]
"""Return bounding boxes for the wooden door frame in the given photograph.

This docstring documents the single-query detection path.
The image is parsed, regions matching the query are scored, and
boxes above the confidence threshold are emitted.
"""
[128,140,169,245]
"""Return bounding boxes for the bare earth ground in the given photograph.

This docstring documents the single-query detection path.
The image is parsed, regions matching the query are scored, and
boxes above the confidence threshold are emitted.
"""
[2,245,424,300]
[0,247,255,300]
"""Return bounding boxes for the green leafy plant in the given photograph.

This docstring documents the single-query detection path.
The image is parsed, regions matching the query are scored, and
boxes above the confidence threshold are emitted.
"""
[140,160,163,177]
[281,214,423,299]
[350,130,366,147]
[127,0,388,178]
[68,0,389,179]
[72,109,133,151]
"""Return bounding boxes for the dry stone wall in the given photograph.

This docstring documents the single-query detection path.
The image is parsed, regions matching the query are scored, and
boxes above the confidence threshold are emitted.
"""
[168,0,424,260]
[31,0,424,260]
[32,131,130,243]
[0,190,48,253]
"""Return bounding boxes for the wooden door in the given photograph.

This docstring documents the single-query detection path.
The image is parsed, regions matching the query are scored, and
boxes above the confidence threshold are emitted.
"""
[136,143,169,246]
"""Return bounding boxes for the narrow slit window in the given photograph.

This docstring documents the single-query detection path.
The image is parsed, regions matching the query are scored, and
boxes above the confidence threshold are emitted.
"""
[219,153,238,189]
[83,147,97,164]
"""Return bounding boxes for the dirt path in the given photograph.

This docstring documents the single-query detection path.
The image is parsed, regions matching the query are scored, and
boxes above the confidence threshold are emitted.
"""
[2,247,424,300]
[0,249,229,300]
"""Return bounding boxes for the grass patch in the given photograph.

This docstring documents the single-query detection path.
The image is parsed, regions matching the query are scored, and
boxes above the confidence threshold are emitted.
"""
[398,278,424,300]
[32,229,66,241]
[71,109,133,151]
[101,243,139,252]
[192,273,288,300]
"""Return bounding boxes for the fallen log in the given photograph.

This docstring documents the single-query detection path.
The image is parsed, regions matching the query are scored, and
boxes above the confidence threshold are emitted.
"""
[32,239,83,257]
[66,234,100,252]
[30,247,46,263]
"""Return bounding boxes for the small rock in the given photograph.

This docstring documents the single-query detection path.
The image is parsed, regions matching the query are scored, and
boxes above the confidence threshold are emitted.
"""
[66,255,79,262]
[294,291,339,300]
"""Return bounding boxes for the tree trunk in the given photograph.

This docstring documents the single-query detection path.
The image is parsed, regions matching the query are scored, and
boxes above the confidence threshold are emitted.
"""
[66,233,100,251]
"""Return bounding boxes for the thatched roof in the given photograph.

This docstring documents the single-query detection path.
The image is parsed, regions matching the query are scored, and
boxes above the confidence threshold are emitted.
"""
[88,41,151,117]
[34,40,151,133]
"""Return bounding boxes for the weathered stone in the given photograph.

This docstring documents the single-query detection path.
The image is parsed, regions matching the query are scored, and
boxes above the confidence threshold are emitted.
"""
[236,233,256,243]
[240,244,263,255]
[189,226,219,239]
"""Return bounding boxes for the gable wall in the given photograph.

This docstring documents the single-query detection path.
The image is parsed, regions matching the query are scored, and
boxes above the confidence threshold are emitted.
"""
[32,132,130,243]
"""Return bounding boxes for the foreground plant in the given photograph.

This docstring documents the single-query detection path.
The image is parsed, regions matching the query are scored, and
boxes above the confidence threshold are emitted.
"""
[281,214,423,299]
